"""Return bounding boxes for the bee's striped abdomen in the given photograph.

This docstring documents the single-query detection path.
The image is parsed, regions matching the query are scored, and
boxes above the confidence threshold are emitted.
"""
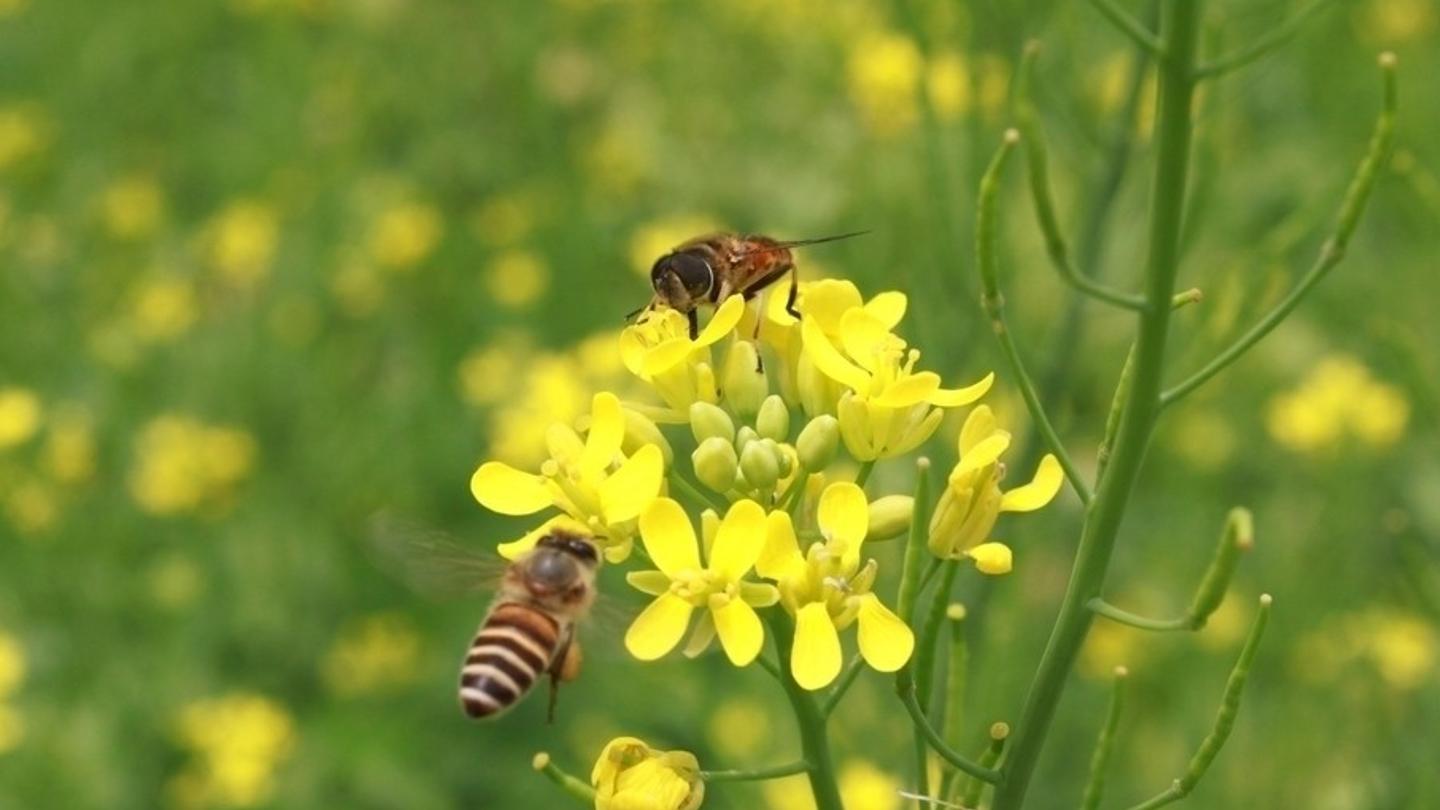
[459,603,561,719]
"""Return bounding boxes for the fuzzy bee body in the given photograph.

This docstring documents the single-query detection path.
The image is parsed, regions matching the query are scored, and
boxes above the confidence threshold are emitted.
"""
[458,531,599,721]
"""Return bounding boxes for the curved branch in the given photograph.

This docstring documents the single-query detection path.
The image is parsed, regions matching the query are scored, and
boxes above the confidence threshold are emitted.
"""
[1087,0,1167,57]
[1195,0,1339,79]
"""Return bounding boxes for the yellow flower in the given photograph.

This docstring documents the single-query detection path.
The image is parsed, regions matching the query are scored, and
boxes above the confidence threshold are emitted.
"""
[0,630,25,699]
[0,104,49,169]
[321,614,420,696]
[802,303,991,460]
[4,478,58,534]
[0,704,22,755]
[846,31,922,137]
[173,693,295,807]
[1368,613,1436,690]
[928,406,1062,571]
[472,192,538,246]
[758,482,914,690]
[591,737,704,810]
[205,200,278,287]
[620,295,745,419]
[130,276,198,342]
[369,201,443,270]
[839,760,901,810]
[472,391,664,562]
[128,415,257,517]
[330,262,385,318]
[100,174,166,239]
[0,387,42,449]
[927,52,972,122]
[485,249,550,309]
[1265,355,1409,454]
[624,498,780,666]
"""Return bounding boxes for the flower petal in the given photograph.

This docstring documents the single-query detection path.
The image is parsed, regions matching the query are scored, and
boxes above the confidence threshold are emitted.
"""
[792,602,843,691]
[619,329,649,377]
[580,392,626,474]
[958,404,997,455]
[887,405,944,458]
[626,569,672,596]
[740,581,780,608]
[683,610,717,658]
[802,317,871,393]
[800,279,863,332]
[874,371,940,409]
[639,497,701,577]
[625,593,694,661]
[756,510,805,581]
[955,431,1011,478]
[839,309,899,373]
[600,444,665,524]
[1001,454,1064,512]
[496,520,552,560]
[643,337,695,377]
[968,542,1013,575]
[711,597,764,666]
[928,371,995,408]
[817,481,869,564]
[696,294,746,347]
[856,593,915,672]
[709,499,767,582]
[863,291,908,329]
[470,462,553,515]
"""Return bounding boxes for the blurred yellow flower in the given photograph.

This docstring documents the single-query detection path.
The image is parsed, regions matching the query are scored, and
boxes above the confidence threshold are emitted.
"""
[128,415,257,517]
[0,0,29,18]
[329,261,385,318]
[839,760,901,810]
[1362,0,1436,42]
[581,122,652,197]
[0,631,24,698]
[0,387,42,449]
[846,32,922,137]
[148,554,204,610]
[205,200,279,288]
[101,175,166,239]
[706,698,771,761]
[927,52,972,121]
[1368,613,1436,690]
[974,53,1011,124]
[369,201,443,270]
[131,276,199,343]
[1080,618,1143,679]
[321,614,421,696]
[172,693,295,808]
[764,774,815,810]
[0,104,48,169]
[591,737,704,810]
[1167,408,1236,470]
[1265,355,1409,454]
[4,478,58,535]
[628,215,719,278]
[472,192,537,246]
[458,338,528,407]
[488,355,592,467]
[485,249,550,309]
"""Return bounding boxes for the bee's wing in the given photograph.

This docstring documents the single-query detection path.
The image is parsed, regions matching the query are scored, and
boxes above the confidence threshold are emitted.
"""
[366,511,507,600]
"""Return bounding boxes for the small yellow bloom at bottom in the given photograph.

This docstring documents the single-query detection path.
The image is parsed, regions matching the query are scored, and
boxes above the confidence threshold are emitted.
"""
[0,387,42,449]
[840,760,901,810]
[592,737,704,810]
[967,542,1013,575]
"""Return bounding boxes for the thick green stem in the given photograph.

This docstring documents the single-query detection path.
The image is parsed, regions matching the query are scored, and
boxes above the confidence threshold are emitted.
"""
[765,612,845,810]
[991,3,1204,807]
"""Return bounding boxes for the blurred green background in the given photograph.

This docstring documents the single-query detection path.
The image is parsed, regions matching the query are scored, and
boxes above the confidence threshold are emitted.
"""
[2,0,1437,808]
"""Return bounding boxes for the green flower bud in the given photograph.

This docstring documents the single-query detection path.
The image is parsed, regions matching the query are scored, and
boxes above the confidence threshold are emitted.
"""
[796,415,840,471]
[865,495,914,542]
[775,444,795,478]
[739,440,781,492]
[692,437,738,493]
[735,426,759,456]
[689,402,735,445]
[756,395,791,442]
[722,341,768,420]
[622,407,673,465]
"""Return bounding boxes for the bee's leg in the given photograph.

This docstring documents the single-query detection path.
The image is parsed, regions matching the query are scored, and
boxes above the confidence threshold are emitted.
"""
[687,309,699,341]
[741,291,767,373]
[545,633,582,724]
[784,266,800,320]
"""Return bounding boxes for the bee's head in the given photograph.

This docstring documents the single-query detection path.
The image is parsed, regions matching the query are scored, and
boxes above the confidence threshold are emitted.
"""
[521,532,600,605]
[650,250,714,311]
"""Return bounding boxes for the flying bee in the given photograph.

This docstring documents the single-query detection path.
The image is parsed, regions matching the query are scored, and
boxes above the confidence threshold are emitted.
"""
[368,516,602,722]
[460,529,601,721]
[639,230,868,338]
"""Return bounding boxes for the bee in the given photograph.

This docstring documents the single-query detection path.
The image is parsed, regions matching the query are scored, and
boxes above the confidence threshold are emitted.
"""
[641,230,867,338]
[459,529,601,721]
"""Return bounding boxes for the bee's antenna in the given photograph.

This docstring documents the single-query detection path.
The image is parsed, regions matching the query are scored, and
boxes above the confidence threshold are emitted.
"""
[736,229,871,258]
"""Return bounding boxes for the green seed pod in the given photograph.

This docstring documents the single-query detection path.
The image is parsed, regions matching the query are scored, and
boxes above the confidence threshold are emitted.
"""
[692,437,738,493]
[689,402,735,445]
[621,407,673,465]
[865,495,914,542]
[755,395,791,442]
[740,440,781,491]
[796,415,840,471]
[722,341,768,420]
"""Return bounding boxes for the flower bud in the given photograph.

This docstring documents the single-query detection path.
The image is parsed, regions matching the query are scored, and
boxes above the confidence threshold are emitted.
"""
[968,542,1013,575]
[622,407,673,465]
[734,426,759,455]
[692,437,738,493]
[689,402,735,445]
[796,353,839,417]
[700,508,721,560]
[722,341,768,420]
[775,444,795,478]
[865,495,913,542]
[756,395,791,442]
[796,415,840,471]
[740,440,780,492]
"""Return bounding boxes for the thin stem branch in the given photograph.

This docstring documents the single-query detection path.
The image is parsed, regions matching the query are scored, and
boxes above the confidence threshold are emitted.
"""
[702,761,811,782]
[959,723,1010,807]
[1087,599,1192,631]
[532,752,597,804]
[938,604,969,803]
[1078,667,1128,810]
[976,130,1094,506]
[1087,0,1167,57]
[898,673,1003,784]
[822,656,865,717]
[855,459,877,488]
[1123,596,1274,810]
[1161,54,1398,407]
[669,471,730,514]
[1194,0,1339,79]
[1015,42,1147,311]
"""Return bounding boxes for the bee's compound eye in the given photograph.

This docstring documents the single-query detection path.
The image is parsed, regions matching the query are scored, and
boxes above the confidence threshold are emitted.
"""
[657,251,713,297]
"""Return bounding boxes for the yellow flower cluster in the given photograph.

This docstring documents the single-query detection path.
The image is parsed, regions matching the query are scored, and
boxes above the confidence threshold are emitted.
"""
[1,391,98,536]
[320,613,421,697]
[469,273,1062,698]
[204,200,279,288]
[0,630,25,755]
[128,415,257,517]
[1294,608,1437,691]
[170,693,295,808]
[845,33,1011,136]
[1265,355,1409,454]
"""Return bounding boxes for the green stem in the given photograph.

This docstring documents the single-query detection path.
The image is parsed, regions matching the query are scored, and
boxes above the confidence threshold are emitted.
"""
[895,458,934,624]
[1087,599,1193,631]
[822,656,865,717]
[938,603,969,802]
[765,612,845,810]
[1078,667,1128,810]
[1087,0,1166,56]
[702,761,811,782]
[854,459,876,488]
[1161,54,1397,407]
[1193,0,1338,79]
[898,672,1003,784]
[915,562,961,709]
[669,471,730,514]
[532,752,597,804]
[991,3,1205,807]
[975,131,1094,506]
[959,723,1010,807]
